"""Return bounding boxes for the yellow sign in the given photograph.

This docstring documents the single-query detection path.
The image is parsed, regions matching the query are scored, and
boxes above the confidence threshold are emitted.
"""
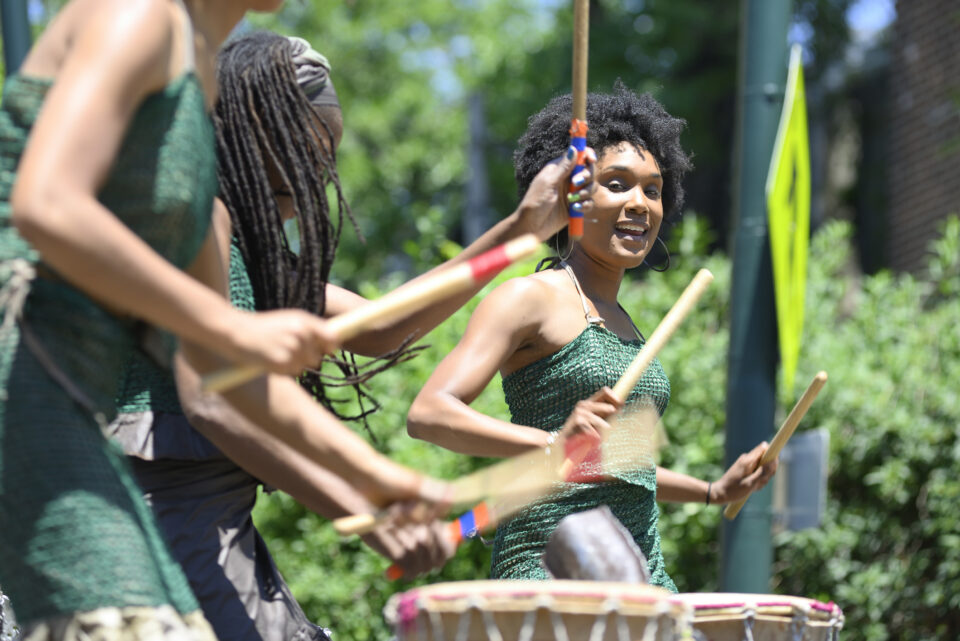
[767,44,810,398]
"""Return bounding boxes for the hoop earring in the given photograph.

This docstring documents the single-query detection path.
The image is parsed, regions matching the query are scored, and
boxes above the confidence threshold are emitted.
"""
[643,235,670,272]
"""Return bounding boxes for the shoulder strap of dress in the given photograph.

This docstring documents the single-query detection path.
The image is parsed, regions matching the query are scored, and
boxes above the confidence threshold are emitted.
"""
[618,303,646,341]
[171,0,196,74]
[560,261,605,325]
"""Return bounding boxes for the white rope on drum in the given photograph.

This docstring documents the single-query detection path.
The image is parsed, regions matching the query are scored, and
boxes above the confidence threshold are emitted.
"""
[790,600,811,641]
[742,604,757,641]
[478,598,504,641]
[646,599,674,641]
[424,597,445,641]
[547,597,571,641]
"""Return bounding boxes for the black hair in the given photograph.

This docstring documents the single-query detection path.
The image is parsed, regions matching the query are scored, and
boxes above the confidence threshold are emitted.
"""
[515,81,693,251]
[213,31,417,429]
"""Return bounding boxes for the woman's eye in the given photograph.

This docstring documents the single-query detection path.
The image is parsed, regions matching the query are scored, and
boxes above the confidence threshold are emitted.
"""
[605,180,626,192]
[645,186,662,199]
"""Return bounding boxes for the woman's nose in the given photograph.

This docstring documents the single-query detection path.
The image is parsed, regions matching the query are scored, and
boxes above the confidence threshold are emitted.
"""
[625,186,648,213]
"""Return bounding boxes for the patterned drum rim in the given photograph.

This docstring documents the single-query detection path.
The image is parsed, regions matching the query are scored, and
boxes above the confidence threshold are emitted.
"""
[386,580,693,641]
[671,593,843,641]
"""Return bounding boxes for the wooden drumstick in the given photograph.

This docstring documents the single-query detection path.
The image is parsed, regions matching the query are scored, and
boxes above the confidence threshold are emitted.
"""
[567,0,590,241]
[332,432,596,537]
[201,234,541,393]
[723,371,828,520]
[554,268,713,480]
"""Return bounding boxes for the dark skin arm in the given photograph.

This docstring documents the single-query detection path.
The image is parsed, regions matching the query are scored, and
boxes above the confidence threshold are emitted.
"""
[656,443,778,504]
[408,277,623,456]
[326,149,597,357]
[408,266,778,500]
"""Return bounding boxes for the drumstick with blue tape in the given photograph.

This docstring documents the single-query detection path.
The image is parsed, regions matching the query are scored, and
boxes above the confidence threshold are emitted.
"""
[723,371,828,520]
[567,0,590,242]
[201,234,541,393]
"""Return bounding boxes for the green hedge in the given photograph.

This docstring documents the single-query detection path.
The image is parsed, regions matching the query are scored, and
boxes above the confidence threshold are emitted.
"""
[254,216,960,641]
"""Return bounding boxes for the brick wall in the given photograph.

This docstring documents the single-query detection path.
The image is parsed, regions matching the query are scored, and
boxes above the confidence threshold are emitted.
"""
[887,0,960,272]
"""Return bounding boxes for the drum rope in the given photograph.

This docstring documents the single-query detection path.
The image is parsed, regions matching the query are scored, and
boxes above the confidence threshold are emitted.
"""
[547,600,570,641]
[790,603,810,641]
[479,600,504,641]
[742,605,756,641]
[829,609,844,641]
[424,598,445,641]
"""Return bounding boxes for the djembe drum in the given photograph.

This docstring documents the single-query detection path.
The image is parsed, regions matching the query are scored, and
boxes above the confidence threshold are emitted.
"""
[385,581,694,641]
[672,593,843,641]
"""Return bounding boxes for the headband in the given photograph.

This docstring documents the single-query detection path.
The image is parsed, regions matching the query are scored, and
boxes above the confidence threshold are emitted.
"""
[287,36,340,108]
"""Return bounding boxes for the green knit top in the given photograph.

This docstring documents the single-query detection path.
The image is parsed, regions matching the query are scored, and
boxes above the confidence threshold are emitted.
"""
[492,276,677,591]
[111,241,256,462]
[0,71,216,623]
[116,241,257,417]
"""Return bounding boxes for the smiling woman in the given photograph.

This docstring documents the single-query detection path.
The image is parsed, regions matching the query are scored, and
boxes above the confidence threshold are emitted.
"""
[407,83,780,588]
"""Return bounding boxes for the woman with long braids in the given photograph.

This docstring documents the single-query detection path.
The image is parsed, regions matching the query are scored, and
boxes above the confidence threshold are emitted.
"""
[109,31,595,641]
[0,0,352,638]
[408,85,779,589]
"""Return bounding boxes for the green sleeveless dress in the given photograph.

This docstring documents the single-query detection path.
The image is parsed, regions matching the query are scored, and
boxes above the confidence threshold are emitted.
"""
[0,71,217,625]
[492,268,677,592]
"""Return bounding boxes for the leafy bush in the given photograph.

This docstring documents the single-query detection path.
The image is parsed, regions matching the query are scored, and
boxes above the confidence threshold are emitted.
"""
[254,216,960,641]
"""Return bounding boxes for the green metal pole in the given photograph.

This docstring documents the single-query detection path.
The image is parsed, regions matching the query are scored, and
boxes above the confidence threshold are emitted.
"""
[2,0,32,76]
[720,0,790,593]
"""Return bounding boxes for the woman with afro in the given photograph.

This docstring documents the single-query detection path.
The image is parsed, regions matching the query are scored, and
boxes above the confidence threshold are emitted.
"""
[409,84,779,589]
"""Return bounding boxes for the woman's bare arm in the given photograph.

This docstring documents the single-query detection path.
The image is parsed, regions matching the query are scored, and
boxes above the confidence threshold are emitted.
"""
[177,202,443,508]
[11,2,330,375]
[406,278,555,457]
[326,150,594,356]
[656,443,778,504]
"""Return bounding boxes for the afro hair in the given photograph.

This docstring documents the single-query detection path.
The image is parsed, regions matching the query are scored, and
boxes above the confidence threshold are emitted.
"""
[514,81,693,233]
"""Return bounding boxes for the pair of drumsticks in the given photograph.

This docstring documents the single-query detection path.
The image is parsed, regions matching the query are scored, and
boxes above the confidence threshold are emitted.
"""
[330,266,824,578]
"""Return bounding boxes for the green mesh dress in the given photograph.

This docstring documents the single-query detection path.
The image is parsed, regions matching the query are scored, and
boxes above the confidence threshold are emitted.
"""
[0,66,217,627]
[492,264,678,592]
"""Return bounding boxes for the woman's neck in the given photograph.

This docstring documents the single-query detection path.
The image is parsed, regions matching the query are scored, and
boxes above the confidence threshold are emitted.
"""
[564,248,624,306]
[181,0,246,49]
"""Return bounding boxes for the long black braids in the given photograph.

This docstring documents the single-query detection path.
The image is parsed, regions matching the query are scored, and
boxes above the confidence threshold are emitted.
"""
[213,31,419,431]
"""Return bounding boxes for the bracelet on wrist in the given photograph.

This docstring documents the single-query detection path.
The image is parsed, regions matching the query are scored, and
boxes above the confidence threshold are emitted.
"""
[705,481,712,506]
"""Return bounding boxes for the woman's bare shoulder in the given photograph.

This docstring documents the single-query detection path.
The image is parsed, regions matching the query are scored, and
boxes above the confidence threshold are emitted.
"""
[480,271,561,316]
[22,0,178,85]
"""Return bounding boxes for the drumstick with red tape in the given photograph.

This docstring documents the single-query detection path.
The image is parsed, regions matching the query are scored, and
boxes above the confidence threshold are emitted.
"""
[383,409,662,580]
[567,0,590,242]
[723,371,828,520]
[201,234,541,393]
[332,405,662,538]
